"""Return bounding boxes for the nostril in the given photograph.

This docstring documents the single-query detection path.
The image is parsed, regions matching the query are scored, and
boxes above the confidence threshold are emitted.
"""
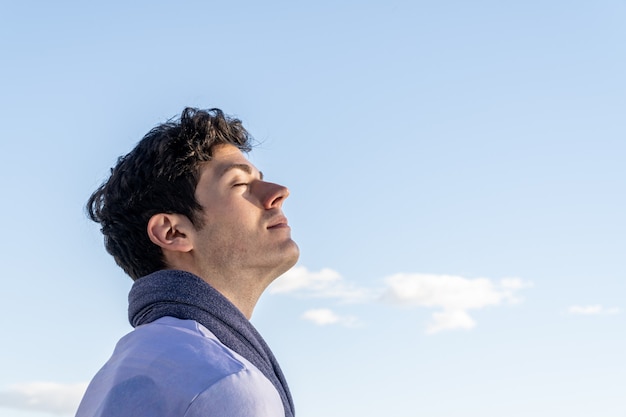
[265,183,289,209]
[268,194,284,209]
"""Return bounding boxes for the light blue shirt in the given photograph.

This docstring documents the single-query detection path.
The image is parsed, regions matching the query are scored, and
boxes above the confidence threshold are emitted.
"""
[76,317,284,417]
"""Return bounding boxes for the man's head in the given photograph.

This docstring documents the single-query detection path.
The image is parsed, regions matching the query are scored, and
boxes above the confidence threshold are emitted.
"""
[87,107,298,283]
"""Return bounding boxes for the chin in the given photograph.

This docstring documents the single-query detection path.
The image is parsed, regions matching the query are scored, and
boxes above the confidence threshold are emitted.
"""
[271,241,300,279]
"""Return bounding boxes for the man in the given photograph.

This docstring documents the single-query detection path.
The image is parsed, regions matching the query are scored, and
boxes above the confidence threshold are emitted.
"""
[76,107,299,417]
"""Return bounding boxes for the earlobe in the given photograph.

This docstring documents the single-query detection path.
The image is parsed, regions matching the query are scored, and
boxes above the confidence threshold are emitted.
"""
[147,213,194,253]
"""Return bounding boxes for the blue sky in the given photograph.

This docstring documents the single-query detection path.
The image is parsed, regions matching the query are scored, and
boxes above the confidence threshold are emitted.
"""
[1,1,624,416]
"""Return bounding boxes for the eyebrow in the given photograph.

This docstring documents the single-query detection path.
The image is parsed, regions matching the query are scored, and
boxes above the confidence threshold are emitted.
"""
[220,163,264,180]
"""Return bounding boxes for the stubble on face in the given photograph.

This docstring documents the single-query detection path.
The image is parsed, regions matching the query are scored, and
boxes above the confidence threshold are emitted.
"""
[190,144,299,287]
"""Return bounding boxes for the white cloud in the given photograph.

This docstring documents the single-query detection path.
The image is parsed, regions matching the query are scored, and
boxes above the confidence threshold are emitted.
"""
[427,310,476,334]
[382,273,530,310]
[567,305,621,315]
[301,308,359,327]
[273,266,532,334]
[382,273,531,334]
[270,265,377,303]
[0,381,88,416]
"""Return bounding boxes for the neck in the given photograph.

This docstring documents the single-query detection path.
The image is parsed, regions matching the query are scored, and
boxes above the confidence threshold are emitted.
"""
[208,282,262,320]
[163,252,287,319]
[170,266,273,320]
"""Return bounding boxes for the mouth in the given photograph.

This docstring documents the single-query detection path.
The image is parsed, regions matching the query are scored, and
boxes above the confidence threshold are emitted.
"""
[267,216,289,229]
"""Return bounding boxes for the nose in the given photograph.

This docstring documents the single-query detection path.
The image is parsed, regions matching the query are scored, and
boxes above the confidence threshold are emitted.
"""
[260,181,290,209]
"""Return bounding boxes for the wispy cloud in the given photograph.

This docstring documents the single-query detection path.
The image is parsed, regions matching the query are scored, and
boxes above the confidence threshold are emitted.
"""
[567,305,621,316]
[270,265,378,302]
[301,308,360,327]
[381,274,529,309]
[427,310,476,334]
[0,381,88,416]
[381,273,532,333]
[274,266,533,334]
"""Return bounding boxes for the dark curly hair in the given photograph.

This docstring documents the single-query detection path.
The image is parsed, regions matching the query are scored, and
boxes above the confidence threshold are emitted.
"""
[87,107,253,280]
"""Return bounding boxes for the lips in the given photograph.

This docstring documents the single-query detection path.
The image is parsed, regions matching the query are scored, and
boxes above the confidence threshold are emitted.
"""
[267,216,289,229]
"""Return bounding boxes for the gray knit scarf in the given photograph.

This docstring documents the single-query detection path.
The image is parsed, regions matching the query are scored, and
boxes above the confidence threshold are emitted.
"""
[128,269,294,417]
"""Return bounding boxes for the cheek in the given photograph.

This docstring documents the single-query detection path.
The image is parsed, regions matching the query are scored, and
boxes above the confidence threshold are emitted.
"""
[197,203,263,244]
[200,219,255,248]
[220,203,261,225]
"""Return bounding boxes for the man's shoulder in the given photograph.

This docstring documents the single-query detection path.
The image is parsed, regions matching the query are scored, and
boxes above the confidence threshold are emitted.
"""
[116,316,247,379]
[76,317,280,417]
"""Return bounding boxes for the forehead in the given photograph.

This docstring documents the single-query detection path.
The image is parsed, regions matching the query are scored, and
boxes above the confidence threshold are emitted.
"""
[211,143,249,166]
[198,144,258,181]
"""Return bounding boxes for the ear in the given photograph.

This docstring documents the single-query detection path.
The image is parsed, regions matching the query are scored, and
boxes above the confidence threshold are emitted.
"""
[147,213,194,253]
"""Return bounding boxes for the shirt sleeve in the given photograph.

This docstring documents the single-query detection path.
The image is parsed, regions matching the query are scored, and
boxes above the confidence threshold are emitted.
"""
[183,368,284,417]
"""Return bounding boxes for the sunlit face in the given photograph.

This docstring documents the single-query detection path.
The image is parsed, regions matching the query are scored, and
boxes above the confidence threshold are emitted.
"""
[189,144,299,283]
